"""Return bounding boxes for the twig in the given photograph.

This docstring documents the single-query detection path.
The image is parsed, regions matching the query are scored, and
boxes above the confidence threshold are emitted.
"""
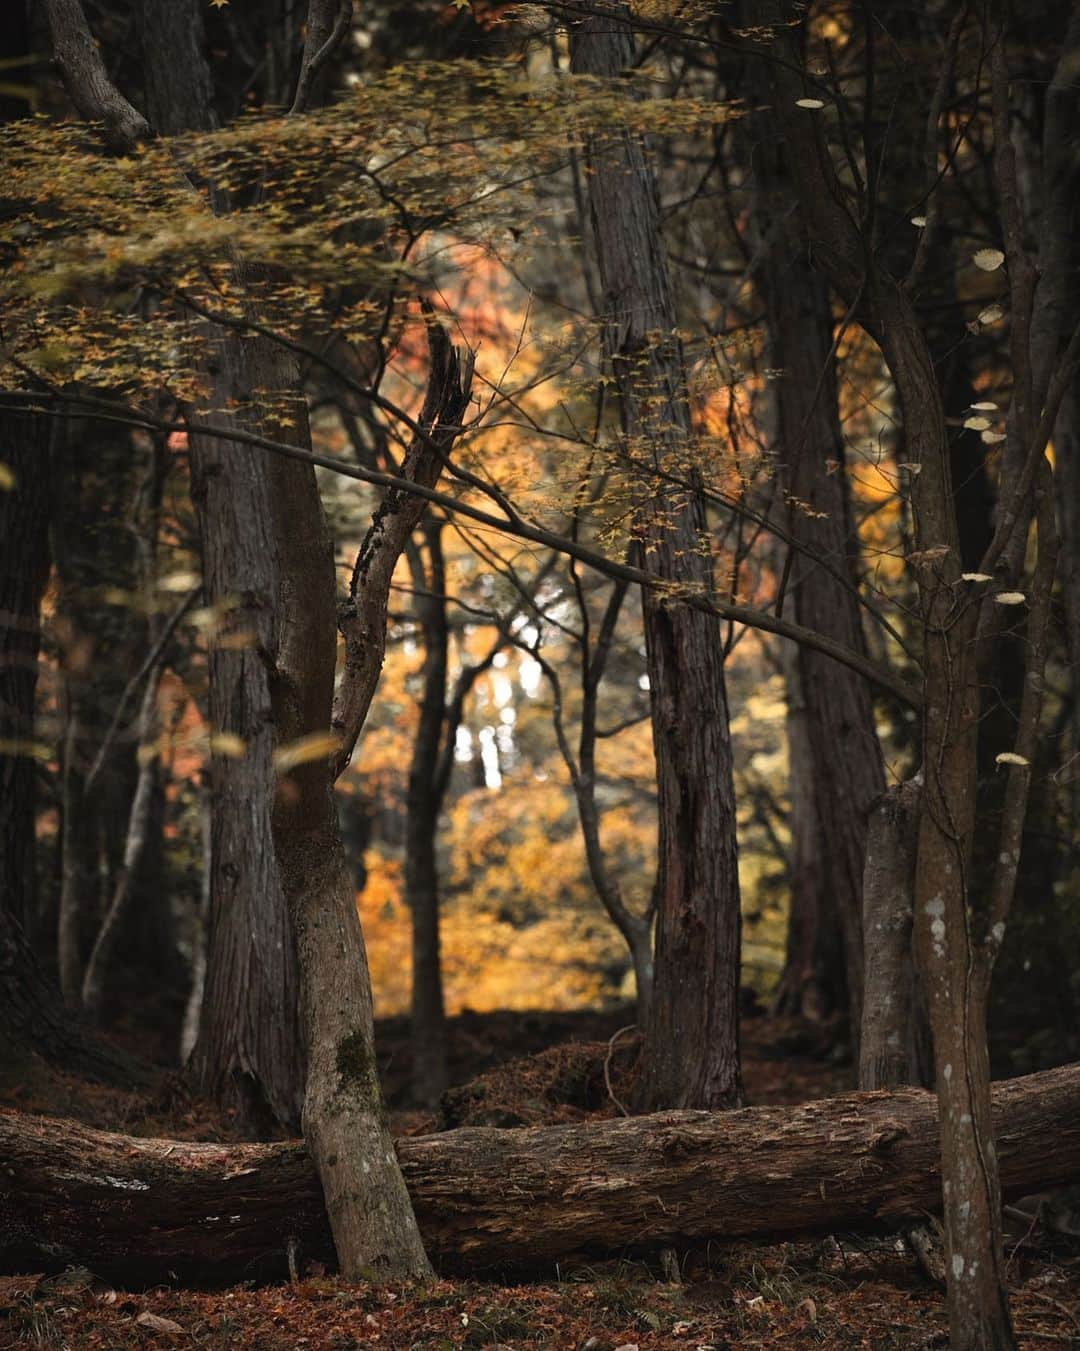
[83,586,199,795]
[603,1024,637,1118]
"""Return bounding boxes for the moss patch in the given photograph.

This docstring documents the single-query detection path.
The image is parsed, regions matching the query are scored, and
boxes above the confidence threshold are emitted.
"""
[335,1030,380,1099]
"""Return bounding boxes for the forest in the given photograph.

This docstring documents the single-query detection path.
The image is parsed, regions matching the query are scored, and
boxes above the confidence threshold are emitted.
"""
[1,1,1079,1348]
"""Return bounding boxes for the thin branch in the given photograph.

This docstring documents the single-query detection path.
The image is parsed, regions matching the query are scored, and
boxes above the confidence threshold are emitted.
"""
[0,387,922,710]
[82,586,198,795]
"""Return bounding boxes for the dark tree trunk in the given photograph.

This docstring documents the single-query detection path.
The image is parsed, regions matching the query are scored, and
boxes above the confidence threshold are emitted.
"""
[405,522,449,1109]
[131,0,305,1134]
[0,413,50,933]
[1057,384,1080,823]
[753,132,886,1034]
[4,1062,1080,1284]
[772,644,845,1022]
[569,1,743,1112]
[184,347,305,1135]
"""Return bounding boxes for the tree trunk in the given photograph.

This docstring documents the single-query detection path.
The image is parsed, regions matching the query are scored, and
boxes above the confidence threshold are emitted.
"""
[179,784,212,1065]
[263,345,433,1281]
[128,0,305,1135]
[4,1062,1080,1284]
[569,1,743,1112]
[755,138,886,1042]
[859,780,927,1091]
[772,643,844,1022]
[405,523,450,1109]
[185,366,305,1134]
[0,413,51,934]
[1056,383,1080,826]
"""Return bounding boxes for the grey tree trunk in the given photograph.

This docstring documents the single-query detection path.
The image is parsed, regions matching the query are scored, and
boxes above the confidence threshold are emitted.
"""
[569,0,743,1112]
[263,348,433,1280]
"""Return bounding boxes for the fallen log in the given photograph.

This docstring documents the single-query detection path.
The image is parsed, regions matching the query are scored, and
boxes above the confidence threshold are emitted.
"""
[2,1063,1079,1284]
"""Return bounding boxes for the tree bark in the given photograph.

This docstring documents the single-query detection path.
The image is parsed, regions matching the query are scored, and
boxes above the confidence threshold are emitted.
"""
[754,134,886,1042]
[772,641,843,1022]
[3,1062,1079,1284]
[404,522,450,1109]
[859,780,927,1091]
[569,1,743,1112]
[125,0,306,1135]
[263,342,434,1281]
[185,344,305,1135]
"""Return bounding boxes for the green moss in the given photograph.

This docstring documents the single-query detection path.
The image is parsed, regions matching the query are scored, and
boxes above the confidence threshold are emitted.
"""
[335,1030,380,1098]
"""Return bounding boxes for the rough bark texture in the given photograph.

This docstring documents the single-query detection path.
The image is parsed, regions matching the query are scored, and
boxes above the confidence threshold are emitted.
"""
[136,0,215,137]
[404,524,450,1109]
[185,337,305,1136]
[1057,383,1080,823]
[44,0,151,150]
[1041,9,1080,825]
[3,1063,1079,1284]
[570,1,742,1112]
[859,781,926,1091]
[127,0,306,1134]
[755,135,885,1034]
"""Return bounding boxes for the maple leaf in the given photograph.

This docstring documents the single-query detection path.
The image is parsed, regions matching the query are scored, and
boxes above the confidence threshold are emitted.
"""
[208,0,229,9]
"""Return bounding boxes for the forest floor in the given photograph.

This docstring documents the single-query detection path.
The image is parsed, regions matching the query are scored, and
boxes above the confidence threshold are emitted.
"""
[2,1005,1079,1350]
